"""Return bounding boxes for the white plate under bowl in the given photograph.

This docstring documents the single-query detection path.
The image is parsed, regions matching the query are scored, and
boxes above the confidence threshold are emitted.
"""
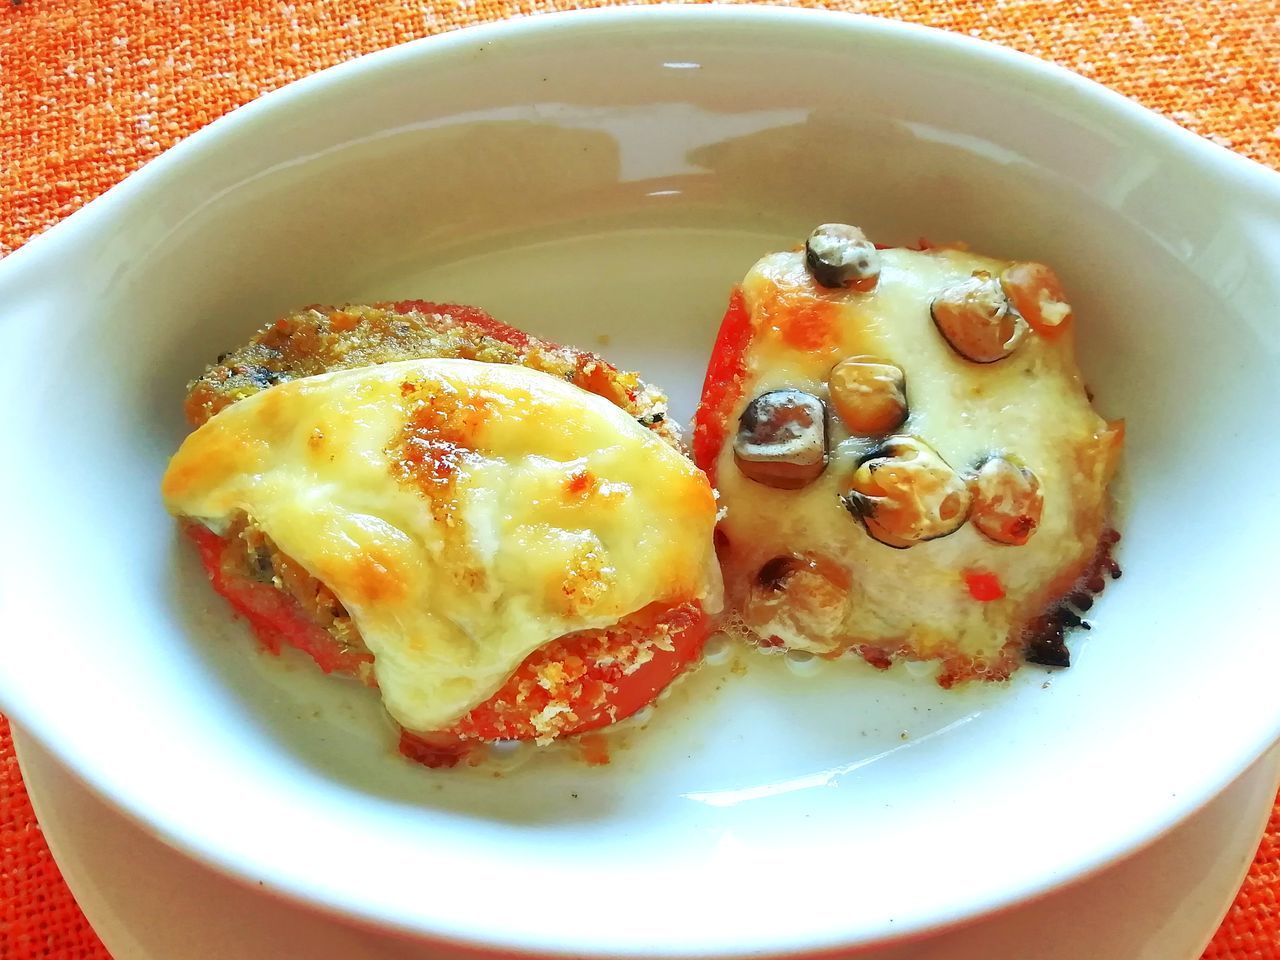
[1,7,1279,958]
[16,726,1279,960]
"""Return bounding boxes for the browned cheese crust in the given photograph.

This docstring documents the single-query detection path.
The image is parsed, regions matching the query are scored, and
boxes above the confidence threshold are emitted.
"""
[182,300,681,673]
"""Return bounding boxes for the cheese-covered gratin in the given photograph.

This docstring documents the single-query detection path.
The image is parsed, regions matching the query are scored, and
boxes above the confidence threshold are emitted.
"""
[163,302,722,764]
[693,225,1123,684]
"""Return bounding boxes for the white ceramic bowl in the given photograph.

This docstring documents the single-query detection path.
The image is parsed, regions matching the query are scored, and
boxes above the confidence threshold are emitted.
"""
[2,7,1279,957]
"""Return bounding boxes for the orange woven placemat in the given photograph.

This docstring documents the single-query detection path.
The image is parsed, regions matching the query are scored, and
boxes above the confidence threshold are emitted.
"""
[1,1,1278,957]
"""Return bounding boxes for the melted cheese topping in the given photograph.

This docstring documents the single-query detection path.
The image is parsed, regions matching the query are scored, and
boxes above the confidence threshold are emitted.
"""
[716,249,1121,664]
[163,358,721,732]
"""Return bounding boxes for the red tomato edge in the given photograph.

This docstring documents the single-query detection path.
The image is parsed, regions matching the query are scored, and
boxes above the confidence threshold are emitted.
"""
[184,525,709,765]
[692,287,755,480]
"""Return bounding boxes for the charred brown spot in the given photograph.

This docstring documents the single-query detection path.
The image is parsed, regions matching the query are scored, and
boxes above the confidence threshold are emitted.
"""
[1024,613,1074,668]
[388,384,490,517]
[1023,528,1121,668]
[756,556,801,591]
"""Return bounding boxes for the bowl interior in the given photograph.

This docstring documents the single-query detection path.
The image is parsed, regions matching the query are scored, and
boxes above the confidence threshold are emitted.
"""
[2,9,1280,957]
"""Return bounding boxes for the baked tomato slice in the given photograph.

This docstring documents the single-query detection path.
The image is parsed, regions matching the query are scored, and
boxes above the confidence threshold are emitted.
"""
[186,519,709,767]
[186,524,373,676]
[181,299,705,767]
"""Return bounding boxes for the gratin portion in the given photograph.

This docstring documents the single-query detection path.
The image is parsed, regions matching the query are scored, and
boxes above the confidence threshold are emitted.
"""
[164,302,720,754]
[165,358,720,733]
[694,227,1122,683]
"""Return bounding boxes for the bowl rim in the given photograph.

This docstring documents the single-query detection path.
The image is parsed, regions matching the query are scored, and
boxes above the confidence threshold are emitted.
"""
[3,6,1280,957]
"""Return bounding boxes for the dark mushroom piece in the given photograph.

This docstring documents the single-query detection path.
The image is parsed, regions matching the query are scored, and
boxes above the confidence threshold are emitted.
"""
[843,436,971,548]
[733,389,828,489]
[742,553,851,653]
[968,456,1044,546]
[930,275,1027,363]
[805,224,882,290]
[828,356,908,436]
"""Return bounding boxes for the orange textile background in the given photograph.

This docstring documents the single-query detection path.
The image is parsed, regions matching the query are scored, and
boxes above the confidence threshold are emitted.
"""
[1,0,1279,957]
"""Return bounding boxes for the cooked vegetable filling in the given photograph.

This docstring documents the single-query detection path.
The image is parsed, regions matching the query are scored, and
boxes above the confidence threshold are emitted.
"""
[696,226,1123,682]
[165,302,721,762]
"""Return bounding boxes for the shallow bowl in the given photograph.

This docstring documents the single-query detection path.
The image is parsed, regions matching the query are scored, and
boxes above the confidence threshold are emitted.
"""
[2,7,1279,957]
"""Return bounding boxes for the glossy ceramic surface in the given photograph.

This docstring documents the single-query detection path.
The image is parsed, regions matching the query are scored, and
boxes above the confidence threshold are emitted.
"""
[17,728,1279,960]
[1,7,1279,956]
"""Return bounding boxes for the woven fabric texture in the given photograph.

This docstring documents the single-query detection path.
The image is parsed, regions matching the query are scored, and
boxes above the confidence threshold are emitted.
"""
[1,1,1278,957]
